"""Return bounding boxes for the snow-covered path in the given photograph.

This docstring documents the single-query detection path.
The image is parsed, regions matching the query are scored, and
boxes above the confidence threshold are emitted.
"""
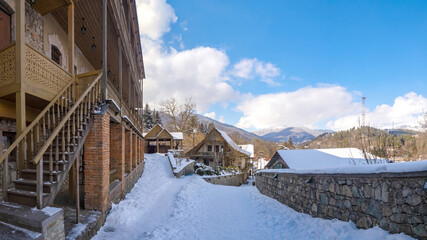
[93,154,412,240]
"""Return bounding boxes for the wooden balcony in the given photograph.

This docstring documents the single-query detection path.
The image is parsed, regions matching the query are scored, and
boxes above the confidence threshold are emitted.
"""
[0,42,72,101]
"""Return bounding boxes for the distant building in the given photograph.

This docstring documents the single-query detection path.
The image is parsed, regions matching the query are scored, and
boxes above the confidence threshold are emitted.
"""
[144,124,183,153]
[186,124,251,169]
[266,148,388,169]
[239,144,254,158]
[255,157,270,170]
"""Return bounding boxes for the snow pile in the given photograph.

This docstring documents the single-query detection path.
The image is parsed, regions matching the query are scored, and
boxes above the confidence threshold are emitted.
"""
[94,154,413,240]
[261,159,427,174]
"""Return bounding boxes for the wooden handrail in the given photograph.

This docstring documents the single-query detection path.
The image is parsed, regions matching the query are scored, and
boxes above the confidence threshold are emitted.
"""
[0,80,74,164]
[32,72,102,164]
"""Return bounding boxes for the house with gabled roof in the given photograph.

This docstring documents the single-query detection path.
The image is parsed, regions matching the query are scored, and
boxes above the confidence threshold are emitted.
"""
[186,124,251,170]
[143,123,183,153]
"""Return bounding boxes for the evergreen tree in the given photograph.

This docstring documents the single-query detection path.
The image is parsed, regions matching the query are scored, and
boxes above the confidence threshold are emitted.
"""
[288,137,294,149]
[154,110,162,125]
[143,103,154,130]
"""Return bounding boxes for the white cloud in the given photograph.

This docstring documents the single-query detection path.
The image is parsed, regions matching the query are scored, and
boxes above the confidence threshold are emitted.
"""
[328,92,427,130]
[236,85,359,129]
[218,116,225,123]
[142,42,237,112]
[138,0,239,113]
[231,58,281,86]
[136,0,177,40]
[204,112,216,120]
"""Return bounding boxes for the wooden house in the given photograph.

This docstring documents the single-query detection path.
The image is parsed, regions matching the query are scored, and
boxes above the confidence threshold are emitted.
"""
[186,124,251,170]
[0,0,146,237]
[143,124,183,153]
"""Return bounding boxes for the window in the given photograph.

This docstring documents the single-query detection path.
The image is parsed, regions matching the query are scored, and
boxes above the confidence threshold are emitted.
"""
[207,145,212,152]
[51,45,62,65]
[215,145,219,152]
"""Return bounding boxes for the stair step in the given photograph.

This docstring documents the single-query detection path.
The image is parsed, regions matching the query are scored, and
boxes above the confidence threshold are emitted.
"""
[6,189,49,207]
[14,179,56,193]
[0,220,42,240]
[21,169,59,181]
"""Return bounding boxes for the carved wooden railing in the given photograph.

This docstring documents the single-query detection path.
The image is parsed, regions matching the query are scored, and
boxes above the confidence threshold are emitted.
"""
[0,42,71,100]
[25,44,72,97]
[0,42,16,88]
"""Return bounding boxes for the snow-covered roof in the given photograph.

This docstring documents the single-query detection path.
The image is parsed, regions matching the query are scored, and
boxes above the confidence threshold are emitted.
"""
[239,144,254,158]
[218,130,251,156]
[171,132,183,140]
[274,148,388,169]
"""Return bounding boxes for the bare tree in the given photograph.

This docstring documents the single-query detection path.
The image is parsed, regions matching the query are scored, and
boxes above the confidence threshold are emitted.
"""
[160,97,197,133]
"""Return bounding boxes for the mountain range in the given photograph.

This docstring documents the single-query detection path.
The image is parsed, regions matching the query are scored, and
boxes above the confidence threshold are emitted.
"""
[252,127,332,143]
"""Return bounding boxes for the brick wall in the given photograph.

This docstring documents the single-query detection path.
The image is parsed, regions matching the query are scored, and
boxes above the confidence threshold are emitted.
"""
[125,130,132,174]
[110,123,125,191]
[255,171,427,239]
[83,113,110,212]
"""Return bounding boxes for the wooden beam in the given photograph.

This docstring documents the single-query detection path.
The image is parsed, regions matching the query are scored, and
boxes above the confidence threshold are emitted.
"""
[75,154,80,223]
[16,0,26,177]
[68,1,75,76]
[69,163,75,200]
[118,37,122,113]
[102,0,108,101]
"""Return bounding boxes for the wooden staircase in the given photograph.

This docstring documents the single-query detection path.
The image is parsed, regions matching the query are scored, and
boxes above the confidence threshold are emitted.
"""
[0,71,103,209]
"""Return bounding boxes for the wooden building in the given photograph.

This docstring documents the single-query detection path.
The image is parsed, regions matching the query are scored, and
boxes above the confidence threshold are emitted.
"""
[0,0,146,237]
[186,124,251,170]
[143,124,183,153]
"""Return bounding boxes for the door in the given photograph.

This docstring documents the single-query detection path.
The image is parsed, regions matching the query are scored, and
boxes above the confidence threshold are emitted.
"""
[0,8,11,50]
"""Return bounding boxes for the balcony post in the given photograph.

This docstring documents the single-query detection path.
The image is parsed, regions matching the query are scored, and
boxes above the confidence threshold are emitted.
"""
[102,0,108,101]
[15,0,26,176]
[118,37,122,113]
[128,68,131,108]
[68,1,75,77]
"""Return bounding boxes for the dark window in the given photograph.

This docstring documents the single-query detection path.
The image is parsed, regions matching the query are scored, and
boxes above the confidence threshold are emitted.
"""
[207,145,212,152]
[51,45,62,65]
[215,145,219,152]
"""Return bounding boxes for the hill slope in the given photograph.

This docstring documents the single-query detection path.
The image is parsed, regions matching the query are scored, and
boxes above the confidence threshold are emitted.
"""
[253,127,331,143]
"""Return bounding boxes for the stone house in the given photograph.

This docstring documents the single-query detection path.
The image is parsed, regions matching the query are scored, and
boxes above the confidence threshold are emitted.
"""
[143,123,183,153]
[186,124,251,170]
[266,148,388,169]
[0,0,146,237]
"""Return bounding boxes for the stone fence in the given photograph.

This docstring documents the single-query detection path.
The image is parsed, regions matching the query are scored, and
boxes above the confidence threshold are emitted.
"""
[203,173,246,186]
[255,171,427,239]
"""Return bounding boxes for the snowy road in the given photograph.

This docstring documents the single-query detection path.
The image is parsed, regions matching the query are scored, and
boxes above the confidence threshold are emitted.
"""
[93,154,412,240]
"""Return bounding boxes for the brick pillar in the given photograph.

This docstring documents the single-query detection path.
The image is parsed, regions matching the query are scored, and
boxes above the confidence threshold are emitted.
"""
[84,113,110,212]
[125,130,132,173]
[133,133,137,168]
[142,139,145,164]
[110,123,125,190]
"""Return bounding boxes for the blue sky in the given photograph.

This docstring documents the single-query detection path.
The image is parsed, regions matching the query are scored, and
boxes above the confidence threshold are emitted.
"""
[138,0,427,131]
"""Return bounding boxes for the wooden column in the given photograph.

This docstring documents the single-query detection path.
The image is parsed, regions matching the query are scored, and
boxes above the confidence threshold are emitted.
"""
[75,155,80,223]
[102,0,107,101]
[15,0,26,176]
[69,163,75,200]
[68,1,75,76]
[128,69,131,108]
[118,37,122,112]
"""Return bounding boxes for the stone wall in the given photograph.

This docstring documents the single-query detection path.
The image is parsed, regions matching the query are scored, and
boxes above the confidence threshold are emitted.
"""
[174,161,195,178]
[203,173,246,186]
[255,171,427,239]
[25,2,43,52]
